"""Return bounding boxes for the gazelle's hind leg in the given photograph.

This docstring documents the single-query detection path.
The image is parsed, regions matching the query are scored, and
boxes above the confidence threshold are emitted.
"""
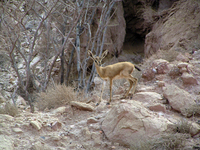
[130,76,138,94]
[123,79,134,98]
[122,75,138,99]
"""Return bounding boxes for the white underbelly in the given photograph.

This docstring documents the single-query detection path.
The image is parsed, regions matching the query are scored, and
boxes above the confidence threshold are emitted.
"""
[101,75,124,80]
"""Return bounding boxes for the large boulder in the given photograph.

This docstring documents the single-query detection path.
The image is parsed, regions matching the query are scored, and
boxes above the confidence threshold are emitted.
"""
[163,84,196,117]
[101,101,173,146]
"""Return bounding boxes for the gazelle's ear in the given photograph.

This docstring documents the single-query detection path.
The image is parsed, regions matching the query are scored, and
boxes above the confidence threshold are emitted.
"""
[88,50,94,58]
[88,50,96,62]
[101,50,108,59]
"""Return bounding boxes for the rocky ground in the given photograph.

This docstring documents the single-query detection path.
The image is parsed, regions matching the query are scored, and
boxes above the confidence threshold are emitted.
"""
[0,49,200,150]
[1,0,200,149]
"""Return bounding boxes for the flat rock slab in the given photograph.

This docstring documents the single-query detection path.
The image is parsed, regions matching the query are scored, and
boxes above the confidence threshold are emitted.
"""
[148,103,166,113]
[70,101,94,111]
[30,120,42,130]
[12,128,23,133]
[132,91,163,104]
[51,106,67,114]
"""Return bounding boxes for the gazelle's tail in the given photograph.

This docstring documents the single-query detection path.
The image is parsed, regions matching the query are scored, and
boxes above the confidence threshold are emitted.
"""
[135,66,141,71]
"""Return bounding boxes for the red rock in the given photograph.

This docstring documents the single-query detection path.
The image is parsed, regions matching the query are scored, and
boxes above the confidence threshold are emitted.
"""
[51,121,62,131]
[181,72,198,85]
[149,104,166,113]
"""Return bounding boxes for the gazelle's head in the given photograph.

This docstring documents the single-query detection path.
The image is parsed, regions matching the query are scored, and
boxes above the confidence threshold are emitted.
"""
[88,50,108,66]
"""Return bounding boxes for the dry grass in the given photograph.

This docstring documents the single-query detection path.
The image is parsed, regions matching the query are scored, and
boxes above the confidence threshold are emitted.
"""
[36,84,76,111]
[130,119,192,150]
[152,133,190,150]
[175,119,191,134]
[189,104,200,116]
[0,102,18,117]
[180,104,200,118]
[130,133,189,150]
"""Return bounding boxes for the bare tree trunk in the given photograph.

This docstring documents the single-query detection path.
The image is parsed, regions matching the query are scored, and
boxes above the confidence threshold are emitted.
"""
[76,23,81,89]
[75,0,85,90]
[60,18,68,84]
[65,41,76,85]
[44,16,51,88]
[60,48,65,84]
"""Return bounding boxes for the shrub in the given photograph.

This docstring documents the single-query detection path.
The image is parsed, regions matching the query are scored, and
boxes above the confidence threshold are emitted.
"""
[130,133,190,150]
[36,84,76,111]
[152,133,190,150]
[188,104,200,116]
[0,102,18,117]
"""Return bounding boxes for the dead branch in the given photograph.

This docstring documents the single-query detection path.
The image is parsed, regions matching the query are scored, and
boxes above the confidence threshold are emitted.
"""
[46,2,85,89]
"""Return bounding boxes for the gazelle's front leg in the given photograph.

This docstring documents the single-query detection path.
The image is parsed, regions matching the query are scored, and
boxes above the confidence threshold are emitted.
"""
[97,80,106,106]
[107,78,113,105]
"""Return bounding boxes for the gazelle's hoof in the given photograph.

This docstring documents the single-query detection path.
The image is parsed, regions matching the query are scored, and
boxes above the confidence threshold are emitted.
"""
[120,96,126,99]
[106,102,110,105]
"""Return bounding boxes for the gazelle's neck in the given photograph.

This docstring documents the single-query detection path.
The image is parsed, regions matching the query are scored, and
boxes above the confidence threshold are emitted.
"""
[94,63,104,78]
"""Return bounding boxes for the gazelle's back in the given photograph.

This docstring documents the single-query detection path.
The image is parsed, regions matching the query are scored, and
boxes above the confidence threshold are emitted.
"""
[101,62,135,79]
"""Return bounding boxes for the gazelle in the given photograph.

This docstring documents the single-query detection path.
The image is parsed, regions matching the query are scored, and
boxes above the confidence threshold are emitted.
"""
[88,50,141,105]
